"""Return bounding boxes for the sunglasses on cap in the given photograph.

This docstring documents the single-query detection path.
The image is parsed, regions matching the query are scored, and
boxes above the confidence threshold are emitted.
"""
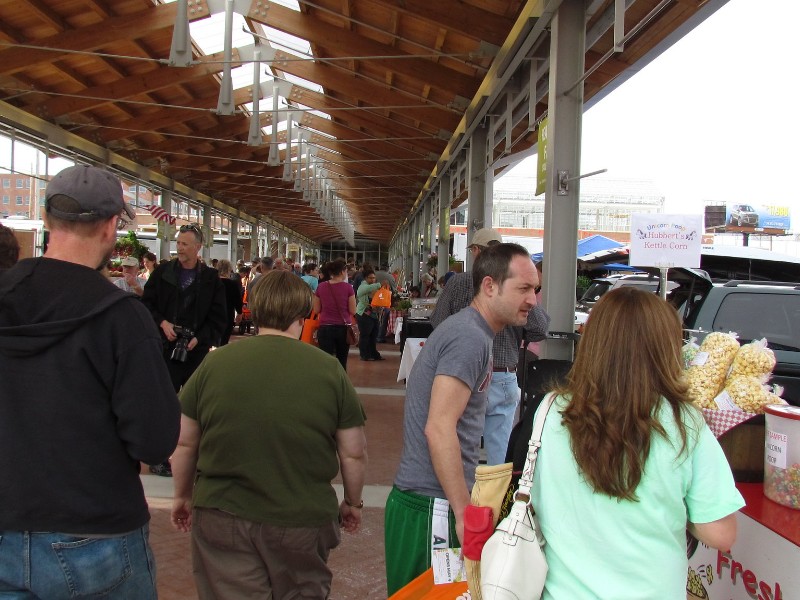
[179,223,204,241]
[116,212,132,231]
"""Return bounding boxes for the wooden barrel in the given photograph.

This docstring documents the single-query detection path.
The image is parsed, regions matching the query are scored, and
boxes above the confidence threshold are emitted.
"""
[717,415,765,483]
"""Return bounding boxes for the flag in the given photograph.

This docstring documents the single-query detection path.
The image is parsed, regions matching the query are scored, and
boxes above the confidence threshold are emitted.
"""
[144,204,176,225]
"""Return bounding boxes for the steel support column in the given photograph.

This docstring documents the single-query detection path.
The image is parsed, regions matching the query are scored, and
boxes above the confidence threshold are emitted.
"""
[159,190,172,261]
[229,217,238,263]
[201,207,212,262]
[438,176,451,279]
[411,215,421,286]
[541,0,585,361]
[467,123,490,271]
[422,199,433,266]
[250,224,259,261]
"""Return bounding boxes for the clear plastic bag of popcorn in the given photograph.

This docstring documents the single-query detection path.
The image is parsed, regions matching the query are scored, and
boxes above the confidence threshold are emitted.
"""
[729,338,776,380]
[686,332,740,408]
[682,336,700,370]
[722,375,787,414]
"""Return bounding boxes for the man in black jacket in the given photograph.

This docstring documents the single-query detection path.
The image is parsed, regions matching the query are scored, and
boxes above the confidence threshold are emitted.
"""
[0,165,180,599]
[142,225,226,390]
[142,224,226,476]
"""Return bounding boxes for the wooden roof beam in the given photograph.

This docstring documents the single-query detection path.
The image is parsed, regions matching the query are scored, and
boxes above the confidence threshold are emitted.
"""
[0,3,209,76]
[247,2,477,98]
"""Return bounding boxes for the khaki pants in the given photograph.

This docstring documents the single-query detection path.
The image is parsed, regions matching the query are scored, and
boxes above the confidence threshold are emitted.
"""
[191,507,341,600]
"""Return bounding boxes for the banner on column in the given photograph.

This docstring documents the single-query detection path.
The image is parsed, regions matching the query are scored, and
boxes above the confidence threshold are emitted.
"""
[629,213,702,268]
[535,118,548,197]
[157,221,176,241]
[203,225,213,249]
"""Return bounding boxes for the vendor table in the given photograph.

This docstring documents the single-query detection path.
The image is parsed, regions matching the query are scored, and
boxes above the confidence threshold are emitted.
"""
[400,318,433,354]
[397,337,427,382]
[687,482,799,599]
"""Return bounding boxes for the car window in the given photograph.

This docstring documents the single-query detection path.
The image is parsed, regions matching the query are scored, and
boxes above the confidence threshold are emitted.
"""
[712,292,800,351]
[581,281,613,302]
[615,281,659,292]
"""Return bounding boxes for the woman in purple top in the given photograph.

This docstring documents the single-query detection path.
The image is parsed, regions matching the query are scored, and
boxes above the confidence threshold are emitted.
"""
[312,258,357,369]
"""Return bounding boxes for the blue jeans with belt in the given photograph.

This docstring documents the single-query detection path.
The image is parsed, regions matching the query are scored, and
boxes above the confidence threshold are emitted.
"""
[0,524,157,599]
[484,370,522,465]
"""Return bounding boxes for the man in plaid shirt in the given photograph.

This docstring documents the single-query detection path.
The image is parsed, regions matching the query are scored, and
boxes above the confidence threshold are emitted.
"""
[431,228,550,465]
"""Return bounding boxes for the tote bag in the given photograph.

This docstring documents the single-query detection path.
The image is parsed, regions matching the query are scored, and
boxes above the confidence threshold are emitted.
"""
[371,287,392,308]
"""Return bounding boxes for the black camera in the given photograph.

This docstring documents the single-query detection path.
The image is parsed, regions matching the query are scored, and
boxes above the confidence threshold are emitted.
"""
[170,326,195,363]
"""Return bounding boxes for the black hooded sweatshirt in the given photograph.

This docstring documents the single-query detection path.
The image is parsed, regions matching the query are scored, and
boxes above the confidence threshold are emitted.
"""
[0,257,180,534]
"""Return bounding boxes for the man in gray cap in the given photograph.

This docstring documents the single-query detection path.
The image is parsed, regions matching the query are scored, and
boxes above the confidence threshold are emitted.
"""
[430,228,550,465]
[114,255,147,296]
[0,165,180,599]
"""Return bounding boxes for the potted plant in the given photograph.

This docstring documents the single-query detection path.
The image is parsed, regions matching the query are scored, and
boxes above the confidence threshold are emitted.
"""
[394,299,412,314]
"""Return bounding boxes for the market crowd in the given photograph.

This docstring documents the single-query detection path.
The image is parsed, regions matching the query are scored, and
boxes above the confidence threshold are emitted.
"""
[0,166,742,600]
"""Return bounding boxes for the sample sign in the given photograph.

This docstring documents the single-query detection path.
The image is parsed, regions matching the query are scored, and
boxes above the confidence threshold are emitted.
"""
[629,214,703,268]
[725,202,791,231]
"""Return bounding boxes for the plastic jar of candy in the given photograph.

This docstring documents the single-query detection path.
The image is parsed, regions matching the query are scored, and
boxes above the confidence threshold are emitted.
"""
[764,405,800,509]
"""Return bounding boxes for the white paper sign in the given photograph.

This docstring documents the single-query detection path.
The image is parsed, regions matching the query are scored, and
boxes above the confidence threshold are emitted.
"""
[431,548,466,584]
[629,214,703,268]
[766,429,788,469]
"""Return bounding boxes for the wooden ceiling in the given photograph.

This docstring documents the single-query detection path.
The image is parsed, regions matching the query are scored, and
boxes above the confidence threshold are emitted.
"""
[0,0,725,245]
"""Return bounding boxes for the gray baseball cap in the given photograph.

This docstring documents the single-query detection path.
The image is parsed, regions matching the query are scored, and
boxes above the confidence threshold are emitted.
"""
[45,165,135,222]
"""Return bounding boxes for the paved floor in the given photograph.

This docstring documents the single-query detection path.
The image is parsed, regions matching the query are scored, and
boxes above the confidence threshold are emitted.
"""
[143,338,406,599]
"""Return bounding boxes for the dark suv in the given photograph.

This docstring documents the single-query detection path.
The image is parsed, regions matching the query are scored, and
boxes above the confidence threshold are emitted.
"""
[728,204,759,227]
[674,276,800,405]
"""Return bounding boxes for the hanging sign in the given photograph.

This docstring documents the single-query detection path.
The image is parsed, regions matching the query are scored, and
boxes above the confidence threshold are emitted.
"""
[629,213,702,268]
[535,118,548,197]
[203,225,213,249]
[157,221,176,241]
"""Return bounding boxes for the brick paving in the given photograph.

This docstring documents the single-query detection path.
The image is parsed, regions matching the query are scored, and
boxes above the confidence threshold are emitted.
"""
[146,341,404,599]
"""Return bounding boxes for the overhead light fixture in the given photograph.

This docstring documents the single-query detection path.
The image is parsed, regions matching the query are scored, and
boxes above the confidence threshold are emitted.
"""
[216,0,236,115]
[247,43,263,146]
[267,82,281,165]
[169,0,192,67]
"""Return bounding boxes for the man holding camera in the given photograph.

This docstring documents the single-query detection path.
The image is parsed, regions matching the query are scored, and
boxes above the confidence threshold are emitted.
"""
[142,224,226,475]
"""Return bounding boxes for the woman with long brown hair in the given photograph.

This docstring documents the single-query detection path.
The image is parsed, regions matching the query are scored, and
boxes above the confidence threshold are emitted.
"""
[531,287,743,599]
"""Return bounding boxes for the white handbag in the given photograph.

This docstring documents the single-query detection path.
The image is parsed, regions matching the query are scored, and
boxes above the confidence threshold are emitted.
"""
[480,393,555,600]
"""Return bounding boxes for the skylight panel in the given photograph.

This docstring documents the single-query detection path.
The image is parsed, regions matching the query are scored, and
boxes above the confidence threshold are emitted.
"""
[269,0,301,12]
[281,72,323,94]
[263,25,311,56]
[190,12,253,55]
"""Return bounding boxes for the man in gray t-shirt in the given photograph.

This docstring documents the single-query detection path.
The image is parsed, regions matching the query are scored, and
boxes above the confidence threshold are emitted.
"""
[384,243,542,595]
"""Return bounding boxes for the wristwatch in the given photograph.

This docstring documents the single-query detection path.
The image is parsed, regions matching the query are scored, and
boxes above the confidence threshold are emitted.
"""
[344,497,364,508]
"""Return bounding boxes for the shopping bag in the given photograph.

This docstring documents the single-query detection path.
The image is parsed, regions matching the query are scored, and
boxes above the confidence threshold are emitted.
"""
[301,312,320,346]
[371,287,392,308]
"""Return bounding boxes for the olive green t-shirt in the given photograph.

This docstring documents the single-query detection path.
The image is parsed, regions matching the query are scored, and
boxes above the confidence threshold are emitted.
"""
[180,334,366,527]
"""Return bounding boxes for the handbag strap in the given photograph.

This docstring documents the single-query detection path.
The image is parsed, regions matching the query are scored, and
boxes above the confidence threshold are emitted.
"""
[515,392,556,502]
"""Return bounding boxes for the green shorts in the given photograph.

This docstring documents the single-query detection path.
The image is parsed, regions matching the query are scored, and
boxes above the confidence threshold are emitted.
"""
[384,486,459,596]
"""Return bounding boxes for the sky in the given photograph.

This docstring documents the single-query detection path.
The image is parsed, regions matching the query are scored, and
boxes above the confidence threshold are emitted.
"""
[499,0,799,218]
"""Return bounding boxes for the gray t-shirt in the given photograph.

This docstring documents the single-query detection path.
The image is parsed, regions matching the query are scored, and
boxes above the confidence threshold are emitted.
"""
[394,306,494,497]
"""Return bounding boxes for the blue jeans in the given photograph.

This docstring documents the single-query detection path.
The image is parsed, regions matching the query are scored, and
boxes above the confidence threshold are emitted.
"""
[484,371,522,465]
[0,524,156,599]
